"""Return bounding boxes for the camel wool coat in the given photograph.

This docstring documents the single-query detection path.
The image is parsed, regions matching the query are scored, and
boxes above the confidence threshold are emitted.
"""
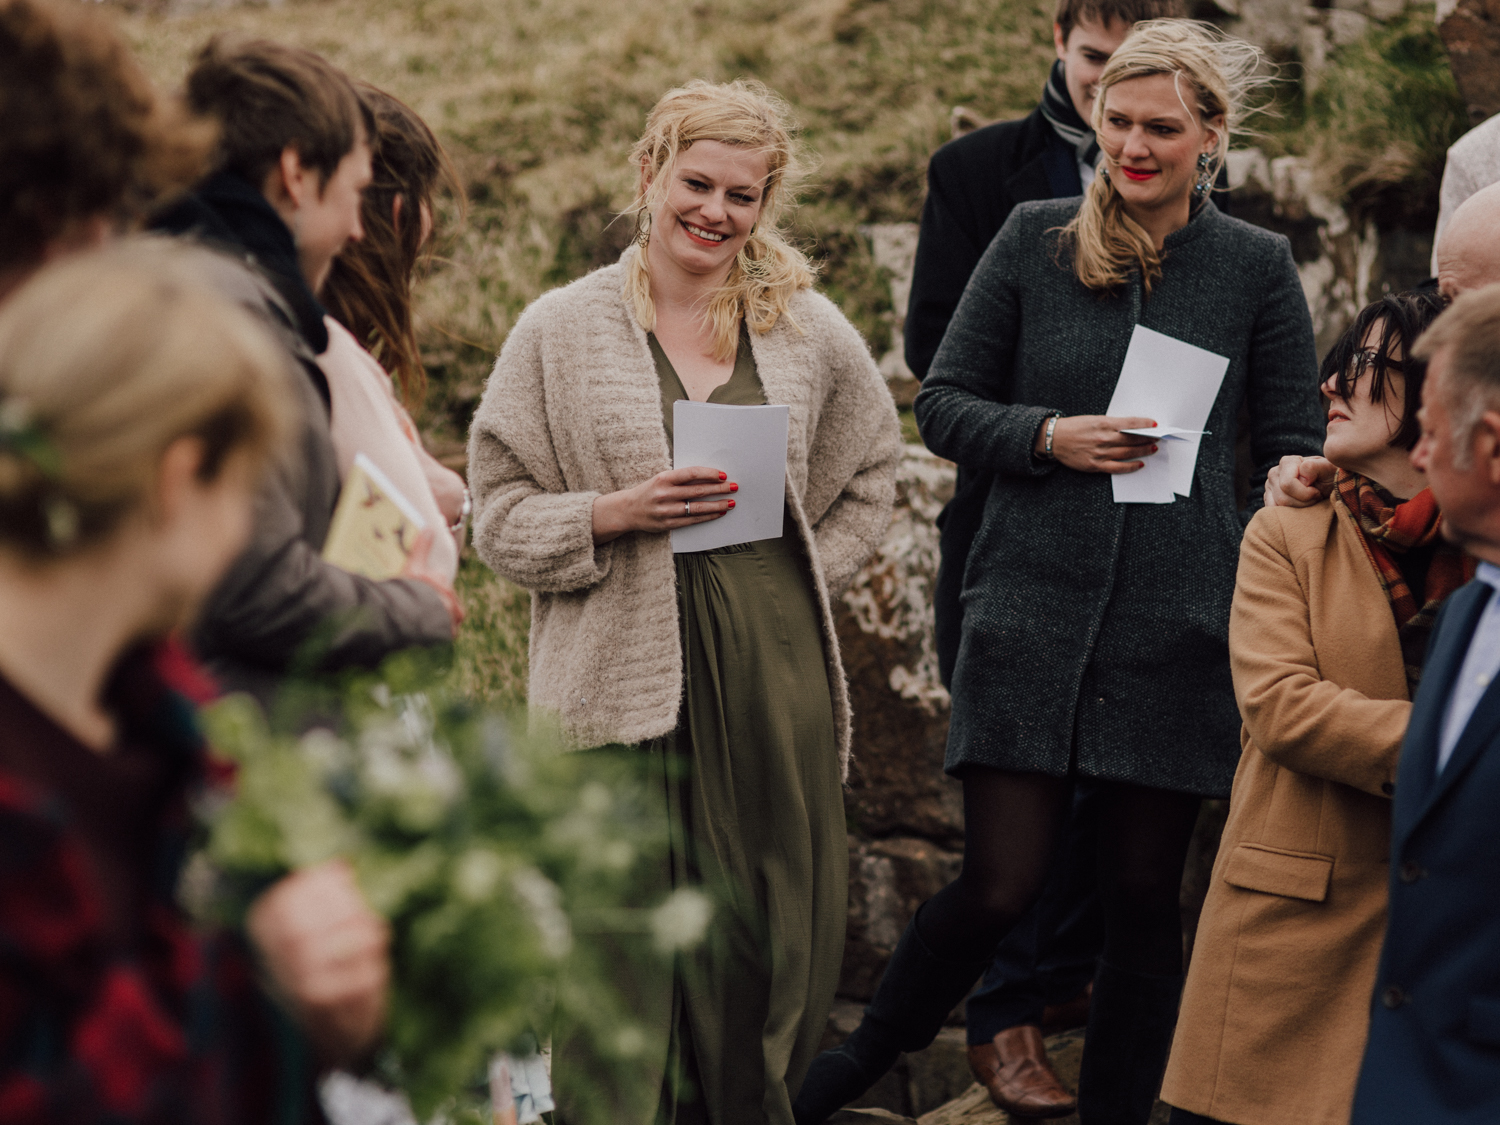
[1162,498,1411,1125]
[466,252,902,772]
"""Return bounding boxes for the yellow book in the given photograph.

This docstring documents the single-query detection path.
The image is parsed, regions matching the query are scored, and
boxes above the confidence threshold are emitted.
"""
[322,452,428,580]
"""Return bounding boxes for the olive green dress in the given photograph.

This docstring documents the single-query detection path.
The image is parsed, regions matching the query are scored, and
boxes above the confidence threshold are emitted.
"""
[646,328,847,1125]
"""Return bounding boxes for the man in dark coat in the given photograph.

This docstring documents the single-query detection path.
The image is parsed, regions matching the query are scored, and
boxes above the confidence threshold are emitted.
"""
[903,0,1182,1114]
[152,36,457,699]
[1351,285,1500,1125]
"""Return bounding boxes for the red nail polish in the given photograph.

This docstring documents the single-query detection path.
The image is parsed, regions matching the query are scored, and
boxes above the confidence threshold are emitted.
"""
[1152,444,1159,453]
[729,482,739,492]
[718,471,727,481]
[727,499,735,508]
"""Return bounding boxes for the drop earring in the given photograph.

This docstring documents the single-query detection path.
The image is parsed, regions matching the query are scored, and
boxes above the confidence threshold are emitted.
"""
[1194,152,1212,197]
[634,211,652,248]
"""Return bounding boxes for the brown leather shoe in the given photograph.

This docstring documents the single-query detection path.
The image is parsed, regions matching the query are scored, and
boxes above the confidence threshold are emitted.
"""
[1041,982,1093,1036]
[967,1025,1077,1118]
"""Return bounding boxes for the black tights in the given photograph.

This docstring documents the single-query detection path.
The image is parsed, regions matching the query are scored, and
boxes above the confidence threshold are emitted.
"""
[917,770,1201,977]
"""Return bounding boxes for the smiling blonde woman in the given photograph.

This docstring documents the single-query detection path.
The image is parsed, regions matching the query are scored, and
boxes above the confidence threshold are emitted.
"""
[467,79,901,1124]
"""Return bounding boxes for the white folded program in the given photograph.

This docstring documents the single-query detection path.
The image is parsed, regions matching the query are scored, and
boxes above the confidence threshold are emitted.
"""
[1106,325,1229,504]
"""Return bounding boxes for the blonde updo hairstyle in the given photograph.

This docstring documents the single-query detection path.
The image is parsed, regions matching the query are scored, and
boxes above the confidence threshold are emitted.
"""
[1065,20,1270,294]
[0,239,294,560]
[625,78,816,362]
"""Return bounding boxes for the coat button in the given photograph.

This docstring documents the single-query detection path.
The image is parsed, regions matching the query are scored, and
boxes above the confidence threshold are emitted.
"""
[1399,860,1424,883]
[1381,781,1395,795]
[1381,985,1408,1009]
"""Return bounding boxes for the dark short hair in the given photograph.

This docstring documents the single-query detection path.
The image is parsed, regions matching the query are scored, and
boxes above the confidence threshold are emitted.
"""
[0,0,211,270]
[1322,288,1449,451]
[185,34,372,190]
[1054,0,1185,42]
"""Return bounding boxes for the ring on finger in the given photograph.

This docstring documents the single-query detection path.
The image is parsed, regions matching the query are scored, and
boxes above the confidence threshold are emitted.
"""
[684,501,691,516]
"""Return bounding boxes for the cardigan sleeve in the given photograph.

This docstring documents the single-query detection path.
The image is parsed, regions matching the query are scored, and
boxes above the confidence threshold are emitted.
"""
[1241,238,1324,520]
[1229,509,1406,798]
[911,214,1057,479]
[467,315,615,594]
[806,312,903,596]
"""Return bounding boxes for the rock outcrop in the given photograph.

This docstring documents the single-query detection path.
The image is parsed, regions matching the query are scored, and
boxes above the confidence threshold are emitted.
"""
[1439,0,1500,124]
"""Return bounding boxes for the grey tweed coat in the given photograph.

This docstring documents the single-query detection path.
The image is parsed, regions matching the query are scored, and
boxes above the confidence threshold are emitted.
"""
[913,198,1324,796]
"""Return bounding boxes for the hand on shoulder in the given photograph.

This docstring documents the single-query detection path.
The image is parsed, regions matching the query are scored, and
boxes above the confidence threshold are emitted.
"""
[1263,455,1335,509]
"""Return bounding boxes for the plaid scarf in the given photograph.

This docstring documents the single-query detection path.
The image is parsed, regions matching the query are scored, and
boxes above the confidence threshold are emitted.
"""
[1334,470,1475,692]
[1039,61,1101,176]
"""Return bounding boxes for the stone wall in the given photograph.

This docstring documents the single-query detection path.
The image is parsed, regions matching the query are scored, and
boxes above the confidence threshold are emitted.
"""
[1438,0,1500,123]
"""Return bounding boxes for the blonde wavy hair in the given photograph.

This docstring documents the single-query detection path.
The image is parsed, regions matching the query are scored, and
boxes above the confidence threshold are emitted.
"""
[624,79,815,361]
[1063,19,1271,294]
[0,239,293,559]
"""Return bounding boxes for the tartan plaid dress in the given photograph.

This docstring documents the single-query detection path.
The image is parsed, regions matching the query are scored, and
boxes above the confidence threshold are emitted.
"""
[0,644,321,1125]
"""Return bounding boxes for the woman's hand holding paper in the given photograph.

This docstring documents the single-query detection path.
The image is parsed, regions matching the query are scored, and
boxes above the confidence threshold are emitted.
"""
[1037,414,1161,474]
[592,466,737,545]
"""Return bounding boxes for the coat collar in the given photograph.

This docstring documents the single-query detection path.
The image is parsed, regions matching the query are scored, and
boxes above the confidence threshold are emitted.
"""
[1393,578,1498,846]
[150,170,330,356]
[1162,197,1220,252]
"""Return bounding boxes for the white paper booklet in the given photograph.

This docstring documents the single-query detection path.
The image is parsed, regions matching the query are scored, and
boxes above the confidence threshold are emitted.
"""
[670,400,790,553]
[1106,325,1229,504]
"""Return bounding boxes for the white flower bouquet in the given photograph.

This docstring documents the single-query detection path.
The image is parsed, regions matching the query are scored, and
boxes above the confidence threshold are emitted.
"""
[196,659,710,1122]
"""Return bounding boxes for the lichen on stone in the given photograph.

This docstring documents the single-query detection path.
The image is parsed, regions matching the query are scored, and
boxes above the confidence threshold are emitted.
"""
[841,445,955,714]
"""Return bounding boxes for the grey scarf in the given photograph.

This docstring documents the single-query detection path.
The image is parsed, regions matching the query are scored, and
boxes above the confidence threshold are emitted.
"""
[1039,60,1101,174]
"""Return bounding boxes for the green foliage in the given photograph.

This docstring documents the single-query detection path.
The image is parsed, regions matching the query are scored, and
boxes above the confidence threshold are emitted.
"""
[451,553,530,709]
[200,657,706,1121]
[1301,9,1467,225]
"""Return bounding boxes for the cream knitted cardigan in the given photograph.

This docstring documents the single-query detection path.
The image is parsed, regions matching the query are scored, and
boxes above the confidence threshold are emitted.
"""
[467,252,901,775]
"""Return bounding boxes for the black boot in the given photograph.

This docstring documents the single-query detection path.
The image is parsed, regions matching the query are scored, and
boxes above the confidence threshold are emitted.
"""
[1076,960,1184,1125]
[792,914,989,1125]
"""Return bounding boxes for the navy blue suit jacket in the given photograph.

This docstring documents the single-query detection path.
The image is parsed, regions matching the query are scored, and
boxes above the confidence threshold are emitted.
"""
[1353,577,1500,1123]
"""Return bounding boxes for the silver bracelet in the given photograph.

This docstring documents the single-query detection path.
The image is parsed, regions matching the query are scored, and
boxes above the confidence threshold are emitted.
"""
[1037,413,1063,461]
[449,488,472,535]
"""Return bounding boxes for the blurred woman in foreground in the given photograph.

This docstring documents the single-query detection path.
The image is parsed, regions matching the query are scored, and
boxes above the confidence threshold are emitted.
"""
[0,241,390,1123]
[1162,289,1466,1125]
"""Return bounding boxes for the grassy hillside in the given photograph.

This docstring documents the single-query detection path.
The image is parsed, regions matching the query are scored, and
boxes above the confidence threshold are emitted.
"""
[115,0,1461,704]
[121,0,1058,449]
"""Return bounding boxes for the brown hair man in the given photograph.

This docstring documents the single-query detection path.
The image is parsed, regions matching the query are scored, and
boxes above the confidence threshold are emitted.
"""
[151,35,459,697]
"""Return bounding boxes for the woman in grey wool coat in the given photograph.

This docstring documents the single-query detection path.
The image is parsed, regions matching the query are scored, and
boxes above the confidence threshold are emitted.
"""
[795,21,1324,1125]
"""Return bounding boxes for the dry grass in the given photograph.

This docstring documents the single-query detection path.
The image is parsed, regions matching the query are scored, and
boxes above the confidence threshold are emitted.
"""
[1302,9,1467,227]
[112,0,1461,706]
[118,0,1056,446]
[115,0,1055,705]
[451,552,530,707]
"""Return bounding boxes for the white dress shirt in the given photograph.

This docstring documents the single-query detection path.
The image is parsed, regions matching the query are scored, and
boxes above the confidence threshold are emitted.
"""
[1437,562,1500,773]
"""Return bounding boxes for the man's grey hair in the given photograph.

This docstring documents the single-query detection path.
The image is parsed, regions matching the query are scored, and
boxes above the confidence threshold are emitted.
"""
[1412,284,1500,468]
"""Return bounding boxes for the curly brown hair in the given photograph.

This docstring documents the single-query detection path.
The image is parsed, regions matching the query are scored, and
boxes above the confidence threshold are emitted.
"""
[0,0,212,272]
[322,84,464,408]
